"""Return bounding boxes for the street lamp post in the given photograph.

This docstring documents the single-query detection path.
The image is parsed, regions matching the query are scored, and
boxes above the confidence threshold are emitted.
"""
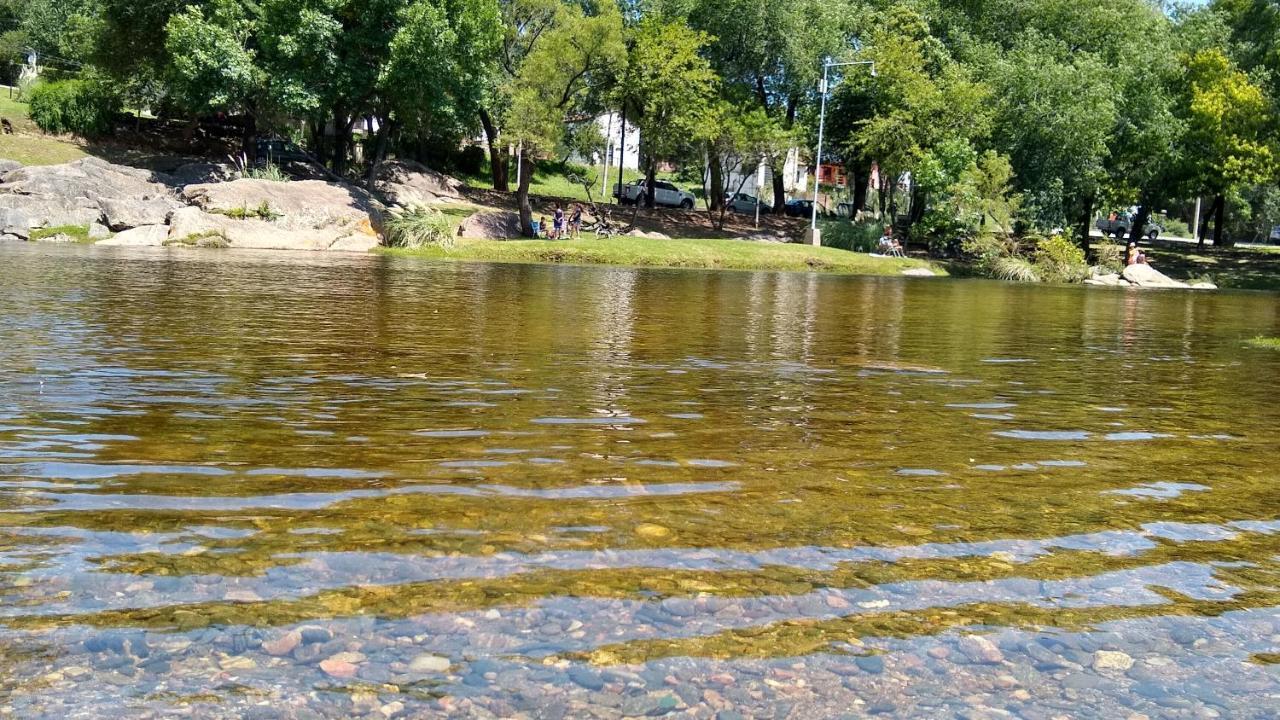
[807,60,875,245]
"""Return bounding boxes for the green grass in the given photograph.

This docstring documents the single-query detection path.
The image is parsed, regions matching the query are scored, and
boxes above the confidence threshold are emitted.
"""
[382,235,944,277]
[1245,336,1280,350]
[460,159,688,204]
[0,95,90,166]
[29,224,93,243]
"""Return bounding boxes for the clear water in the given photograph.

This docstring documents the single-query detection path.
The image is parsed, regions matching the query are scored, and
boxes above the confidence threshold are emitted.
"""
[2,243,1279,718]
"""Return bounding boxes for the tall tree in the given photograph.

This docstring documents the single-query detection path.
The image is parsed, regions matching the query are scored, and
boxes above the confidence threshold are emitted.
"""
[616,19,717,208]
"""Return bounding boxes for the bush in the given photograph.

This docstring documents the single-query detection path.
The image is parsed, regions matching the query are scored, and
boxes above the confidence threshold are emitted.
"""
[385,206,455,249]
[28,79,122,137]
[1033,233,1089,283]
[821,220,883,253]
[1093,242,1124,274]
[1162,218,1191,238]
[454,145,485,176]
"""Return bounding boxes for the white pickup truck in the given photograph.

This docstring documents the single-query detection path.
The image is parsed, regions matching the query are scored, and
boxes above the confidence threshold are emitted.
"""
[614,180,697,209]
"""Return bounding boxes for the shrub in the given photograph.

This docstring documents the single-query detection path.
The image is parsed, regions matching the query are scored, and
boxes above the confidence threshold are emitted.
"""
[28,79,122,137]
[821,220,883,253]
[992,255,1040,283]
[1093,242,1124,274]
[386,206,455,249]
[1033,233,1090,283]
[1162,218,1191,238]
[454,145,486,176]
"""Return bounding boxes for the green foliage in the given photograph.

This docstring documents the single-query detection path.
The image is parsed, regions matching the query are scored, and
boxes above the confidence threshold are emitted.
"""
[386,206,457,249]
[29,224,92,243]
[1181,48,1277,196]
[1245,336,1280,350]
[244,164,289,183]
[820,220,883,253]
[27,78,121,137]
[1093,241,1125,275]
[1032,233,1090,283]
[217,201,281,221]
[991,255,1040,283]
[164,3,262,116]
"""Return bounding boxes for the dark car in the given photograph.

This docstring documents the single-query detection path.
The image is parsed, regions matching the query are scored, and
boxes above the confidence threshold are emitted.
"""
[784,199,814,217]
[256,138,310,165]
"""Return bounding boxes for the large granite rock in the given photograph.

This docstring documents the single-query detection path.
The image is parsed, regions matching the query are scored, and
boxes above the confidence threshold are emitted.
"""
[373,160,463,206]
[100,197,183,231]
[0,159,21,176]
[182,179,383,233]
[97,225,169,247]
[1122,263,1189,289]
[0,157,178,233]
[458,210,522,239]
[168,205,380,251]
[1085,273,1128,287]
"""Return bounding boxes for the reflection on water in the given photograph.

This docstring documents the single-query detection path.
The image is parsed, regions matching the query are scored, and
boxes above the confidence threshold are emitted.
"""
[2,244,1279,718]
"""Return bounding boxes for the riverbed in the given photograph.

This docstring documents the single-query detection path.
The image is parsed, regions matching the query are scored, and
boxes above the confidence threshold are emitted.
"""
[2,243,1278,718]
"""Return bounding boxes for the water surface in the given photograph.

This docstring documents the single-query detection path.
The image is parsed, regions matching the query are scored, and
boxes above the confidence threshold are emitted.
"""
[2,244,1279,718]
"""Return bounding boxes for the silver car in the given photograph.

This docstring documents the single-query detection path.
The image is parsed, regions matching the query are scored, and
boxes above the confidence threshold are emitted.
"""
[726,193,770,214]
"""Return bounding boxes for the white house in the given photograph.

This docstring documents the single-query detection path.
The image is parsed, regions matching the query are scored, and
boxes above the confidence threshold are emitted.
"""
[588,112,640,171]
[721,147,809,203]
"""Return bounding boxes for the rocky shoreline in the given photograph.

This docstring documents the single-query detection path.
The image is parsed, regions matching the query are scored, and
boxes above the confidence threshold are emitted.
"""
[0,157,464,253]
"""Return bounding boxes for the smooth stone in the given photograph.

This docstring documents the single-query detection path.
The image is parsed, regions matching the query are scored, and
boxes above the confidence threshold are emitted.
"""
[958,635,1004,664]
[855,655,885,674]
[262,630,301,656]
[568,666,605,691]
[635,523,673,540]
[319,658,358,678]
[408,654,451,673]
[298,627,333,645]
[1093,650,1134,672]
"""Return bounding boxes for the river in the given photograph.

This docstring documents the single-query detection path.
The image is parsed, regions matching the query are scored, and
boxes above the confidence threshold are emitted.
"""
[2,243,1279,718]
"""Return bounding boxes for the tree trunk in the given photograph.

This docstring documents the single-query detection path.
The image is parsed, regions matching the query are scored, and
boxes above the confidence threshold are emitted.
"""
[241,112,258,163]
[1126,204,1151,246]
[708,151,724,212]
[331,106,351,178]
[309,119,329,168]
[365,115,392,193]
[1079,195,1093,254]
[851,162,870,215]
[479,108,508,192]
[1212,194,1227,247]
[644,159,657,209]
[517,148,534,237]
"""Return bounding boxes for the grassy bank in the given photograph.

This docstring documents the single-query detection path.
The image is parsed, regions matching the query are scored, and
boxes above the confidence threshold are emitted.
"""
[0,95,89,166]
[382,235,943,276]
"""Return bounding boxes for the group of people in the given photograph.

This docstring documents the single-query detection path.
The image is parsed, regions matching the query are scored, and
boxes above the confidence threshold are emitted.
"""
[535,203,584,240]
[1126,241,1149,266]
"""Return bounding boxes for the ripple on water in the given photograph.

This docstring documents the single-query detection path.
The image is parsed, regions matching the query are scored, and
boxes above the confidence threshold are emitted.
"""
[1108,481,1210,499]
[993,430,1091,441]
[531,416,646,425]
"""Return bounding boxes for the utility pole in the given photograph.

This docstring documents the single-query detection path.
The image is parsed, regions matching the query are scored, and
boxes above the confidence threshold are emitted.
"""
[808,59,876,246]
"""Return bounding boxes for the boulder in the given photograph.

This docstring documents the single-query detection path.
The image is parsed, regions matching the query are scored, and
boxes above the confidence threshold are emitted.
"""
[88,222,111,240]
[458,210,522,240]
[1122,263,1190,289]
[1085,273,1128,287]
[0,159,21,176]
[0,157,178,233]
[97,225,168,247]
[1189,281,1218,291]
[182,179,383,232]
[0,206,32,238]
[373,160,463,205]
[100,197,183,230]
[168,205,379,251]
[166,162,235,187]
[901,268,936,277]
[0,157,174,205]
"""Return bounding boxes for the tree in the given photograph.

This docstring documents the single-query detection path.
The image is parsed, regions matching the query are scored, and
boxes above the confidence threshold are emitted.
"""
[504,0,625,234]
[616,19,717,208]
[1179,48,1276,247]
[701,104,789,229]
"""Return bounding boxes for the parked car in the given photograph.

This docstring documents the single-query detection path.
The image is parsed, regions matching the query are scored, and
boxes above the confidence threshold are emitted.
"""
[614,180,697,209]
[256,137,310,165]
[1096,212,1165,240]
[726,192,771,214]
[784,198,814,217]
[1270,225,1280,244]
